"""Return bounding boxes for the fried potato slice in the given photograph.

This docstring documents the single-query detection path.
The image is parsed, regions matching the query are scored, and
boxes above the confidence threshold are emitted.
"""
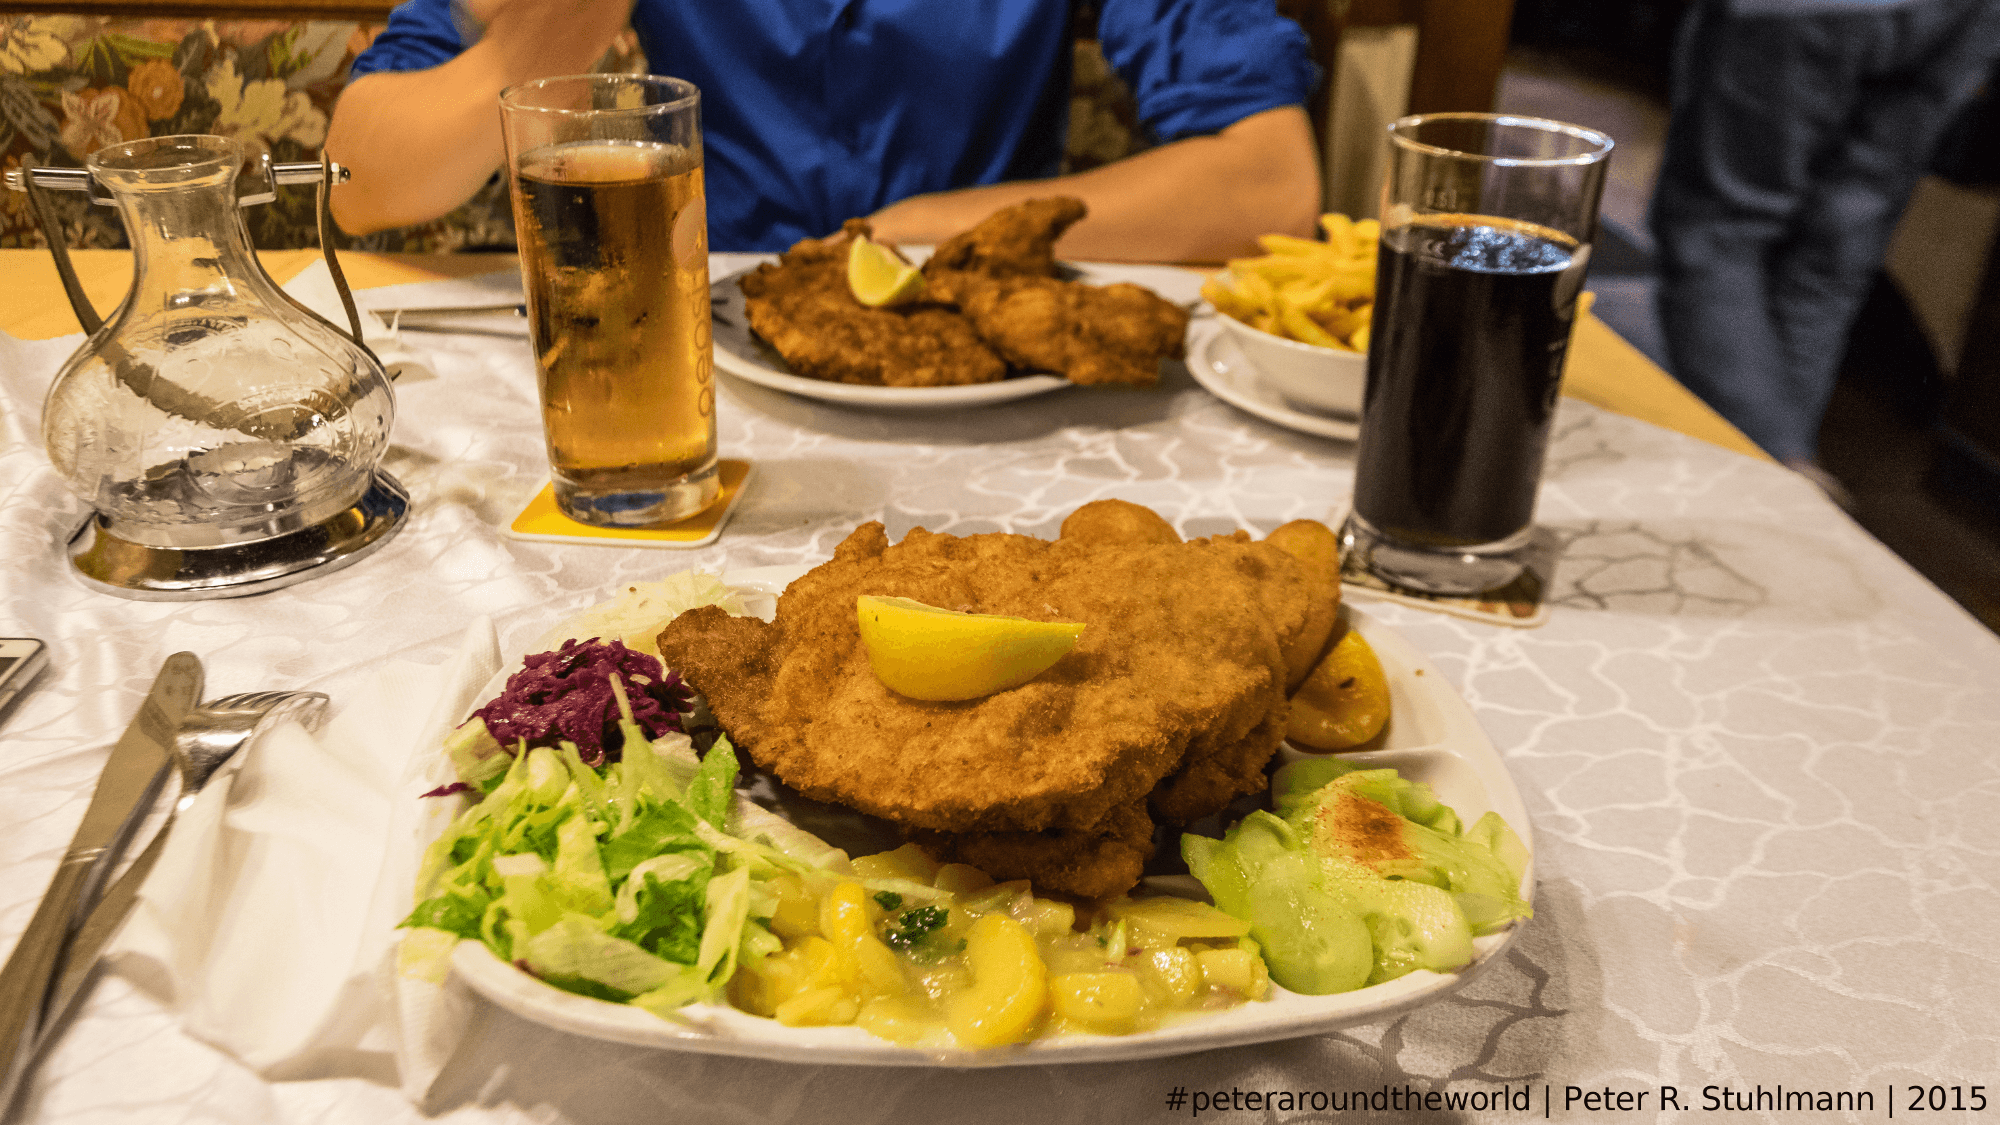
[1059,499,1181,546]
[1264,519,1342,686]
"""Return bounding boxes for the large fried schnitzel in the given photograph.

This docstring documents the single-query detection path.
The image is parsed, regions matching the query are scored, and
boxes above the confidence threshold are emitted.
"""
[738,221,1007,387]
[922,196,1086,279]
[738,199,1189,390]
[927,272,1191,387]
[657,501,1341,898]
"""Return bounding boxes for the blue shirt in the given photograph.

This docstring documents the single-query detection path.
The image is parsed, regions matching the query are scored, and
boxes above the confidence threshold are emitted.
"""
[350,0,1318,250]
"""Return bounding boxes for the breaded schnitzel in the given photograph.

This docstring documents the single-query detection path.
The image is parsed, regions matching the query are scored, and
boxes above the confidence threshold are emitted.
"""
[913,798,1156,901]
[738,220,1008,387]
[738,199,1190,390]
[922,195,1086,279]
[922,199,1189,386]
[927,272,1191,387]
[657,502,1342,898]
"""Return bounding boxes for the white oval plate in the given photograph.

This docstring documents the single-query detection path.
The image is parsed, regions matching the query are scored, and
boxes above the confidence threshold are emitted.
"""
[709,261,1204,410]
[1187,321,1361,442]
[447,563,1532,1066]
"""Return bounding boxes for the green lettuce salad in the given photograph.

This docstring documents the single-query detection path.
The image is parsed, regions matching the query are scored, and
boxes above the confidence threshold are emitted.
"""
[398,575,845,1016]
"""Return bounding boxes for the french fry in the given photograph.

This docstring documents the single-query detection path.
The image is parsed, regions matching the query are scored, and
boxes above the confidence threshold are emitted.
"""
[1199,277,1259,323]
[1234,267,1280,312]
[1319,213,1360,258]
[1277,300,1339,349]
[1280,275,1342,312]
[1212,212,1380,351]
[1257,233,1336,259]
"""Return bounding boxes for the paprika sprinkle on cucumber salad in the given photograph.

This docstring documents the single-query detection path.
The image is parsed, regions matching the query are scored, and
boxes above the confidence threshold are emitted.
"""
[401,503,1532,1052]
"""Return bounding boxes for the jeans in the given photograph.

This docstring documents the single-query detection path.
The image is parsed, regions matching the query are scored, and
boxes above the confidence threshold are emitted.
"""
[1649,0,2000,462]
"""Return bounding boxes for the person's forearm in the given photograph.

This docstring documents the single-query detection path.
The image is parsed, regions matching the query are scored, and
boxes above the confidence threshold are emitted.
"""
[326,0,632,234]
[867,106,1322,263]
[325,59,510,234]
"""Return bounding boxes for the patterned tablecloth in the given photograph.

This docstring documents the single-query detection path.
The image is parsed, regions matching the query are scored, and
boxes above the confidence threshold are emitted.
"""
[3,256,1997,1124]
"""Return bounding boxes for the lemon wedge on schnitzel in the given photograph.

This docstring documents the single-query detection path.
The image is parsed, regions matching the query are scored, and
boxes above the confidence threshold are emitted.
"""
[848,238,927,307]
[857,595,1084,701]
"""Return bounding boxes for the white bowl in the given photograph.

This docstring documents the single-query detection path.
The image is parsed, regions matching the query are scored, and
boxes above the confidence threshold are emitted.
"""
[1215,313,1366,415]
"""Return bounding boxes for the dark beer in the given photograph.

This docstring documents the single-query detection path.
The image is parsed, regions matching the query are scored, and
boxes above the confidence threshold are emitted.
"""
[1351,214,1585,547]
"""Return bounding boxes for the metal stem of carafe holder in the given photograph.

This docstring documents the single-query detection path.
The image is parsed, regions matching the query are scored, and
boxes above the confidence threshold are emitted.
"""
[6,152,411,601]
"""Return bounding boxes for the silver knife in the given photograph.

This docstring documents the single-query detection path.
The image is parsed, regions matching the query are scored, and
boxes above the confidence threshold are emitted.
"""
[16,808,171,1084]
[0,653,202,1113]
[25,690,327,1070]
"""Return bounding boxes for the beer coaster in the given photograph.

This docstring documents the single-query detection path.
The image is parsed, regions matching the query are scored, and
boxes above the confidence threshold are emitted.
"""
[506,459,753,549]
[1338,528,1558,628]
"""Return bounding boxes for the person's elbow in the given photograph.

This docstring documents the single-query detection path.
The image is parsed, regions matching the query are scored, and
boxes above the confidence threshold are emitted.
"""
[327,179,398,237]
[1229,105,1322,242]
[1250,153,1321,242]
[324,71,497,235]
[325,79,404,235]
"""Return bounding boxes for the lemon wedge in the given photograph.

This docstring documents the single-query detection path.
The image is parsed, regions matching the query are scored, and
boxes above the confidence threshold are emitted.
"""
[847,238,926,307]
[856,595,1084,701]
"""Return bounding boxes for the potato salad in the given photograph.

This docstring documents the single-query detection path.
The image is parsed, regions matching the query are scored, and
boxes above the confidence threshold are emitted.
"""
[732,843,1269,1047]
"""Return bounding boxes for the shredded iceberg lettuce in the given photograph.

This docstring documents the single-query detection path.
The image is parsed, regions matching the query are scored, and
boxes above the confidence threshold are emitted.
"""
[534,572,748,658]
[406,596,844,1008]
[402,727,845,1012]
[404,572,846,1015]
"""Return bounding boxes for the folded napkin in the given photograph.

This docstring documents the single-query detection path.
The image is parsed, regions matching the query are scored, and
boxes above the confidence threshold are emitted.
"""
[280,260,437,384]
[108,620,502,1096]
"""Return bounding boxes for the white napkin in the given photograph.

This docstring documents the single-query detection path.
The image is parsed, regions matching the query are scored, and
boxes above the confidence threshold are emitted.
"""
[280,259,437,383]
[107,620,501,1096]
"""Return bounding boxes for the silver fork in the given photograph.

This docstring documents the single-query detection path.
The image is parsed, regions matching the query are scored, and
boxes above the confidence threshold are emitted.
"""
[164,692,329,814]
[0,690,328,1122]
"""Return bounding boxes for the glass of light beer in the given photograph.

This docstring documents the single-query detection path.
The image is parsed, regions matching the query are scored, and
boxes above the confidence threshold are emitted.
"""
[1341,113,1612,595]
[499,74,717,527]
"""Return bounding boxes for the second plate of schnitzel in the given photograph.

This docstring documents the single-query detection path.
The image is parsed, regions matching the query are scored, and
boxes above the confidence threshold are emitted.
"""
[710,258,1206,409]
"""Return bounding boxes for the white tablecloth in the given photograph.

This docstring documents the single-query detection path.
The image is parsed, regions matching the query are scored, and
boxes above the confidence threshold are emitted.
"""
[3,255,1997,1124]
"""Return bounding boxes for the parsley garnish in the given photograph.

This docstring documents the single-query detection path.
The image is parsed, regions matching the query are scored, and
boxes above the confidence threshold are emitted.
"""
[884,905,948,952]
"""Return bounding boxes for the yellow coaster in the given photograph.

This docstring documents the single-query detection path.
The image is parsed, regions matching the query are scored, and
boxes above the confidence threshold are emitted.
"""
[506,459,753,548]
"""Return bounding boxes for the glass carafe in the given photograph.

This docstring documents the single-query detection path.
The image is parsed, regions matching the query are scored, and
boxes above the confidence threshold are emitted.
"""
[41,135,395,550]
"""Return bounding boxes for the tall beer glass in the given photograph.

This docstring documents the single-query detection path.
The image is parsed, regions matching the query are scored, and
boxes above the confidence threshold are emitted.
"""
[1342,113,1612,595]
[499,74,718,527]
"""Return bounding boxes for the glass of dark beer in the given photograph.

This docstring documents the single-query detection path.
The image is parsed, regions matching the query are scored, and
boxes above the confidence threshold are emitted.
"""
[499,74,718,527]
[1341,113,1613,596]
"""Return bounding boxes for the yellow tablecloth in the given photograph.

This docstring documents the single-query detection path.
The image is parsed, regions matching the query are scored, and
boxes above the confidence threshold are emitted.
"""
[0,247,1767,460]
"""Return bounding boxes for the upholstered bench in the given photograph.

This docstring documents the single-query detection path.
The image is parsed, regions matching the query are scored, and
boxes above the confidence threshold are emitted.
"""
[0,13,633,250]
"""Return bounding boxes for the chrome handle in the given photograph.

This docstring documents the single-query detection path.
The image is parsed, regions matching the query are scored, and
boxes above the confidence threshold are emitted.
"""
[3,161,352,207]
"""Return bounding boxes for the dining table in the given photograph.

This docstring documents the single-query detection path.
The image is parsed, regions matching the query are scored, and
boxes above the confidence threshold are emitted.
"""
[2,245,1997,1125]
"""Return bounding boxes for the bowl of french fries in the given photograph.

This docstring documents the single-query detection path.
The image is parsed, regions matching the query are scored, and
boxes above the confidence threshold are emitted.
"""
[1202,213,1377,415]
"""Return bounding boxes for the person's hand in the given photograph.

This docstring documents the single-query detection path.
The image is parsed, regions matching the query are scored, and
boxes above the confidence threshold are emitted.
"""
[326,0,634,234]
